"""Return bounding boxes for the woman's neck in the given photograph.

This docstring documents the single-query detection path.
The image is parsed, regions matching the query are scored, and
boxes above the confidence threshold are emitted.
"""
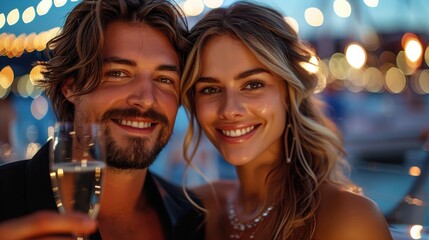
[234,158,284,217]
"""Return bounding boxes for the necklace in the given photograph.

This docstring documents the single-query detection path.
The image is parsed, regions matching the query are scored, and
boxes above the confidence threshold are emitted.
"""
[227,203,275,239]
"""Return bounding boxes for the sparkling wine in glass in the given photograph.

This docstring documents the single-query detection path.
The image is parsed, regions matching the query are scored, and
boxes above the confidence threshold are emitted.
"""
[49,122,106,239]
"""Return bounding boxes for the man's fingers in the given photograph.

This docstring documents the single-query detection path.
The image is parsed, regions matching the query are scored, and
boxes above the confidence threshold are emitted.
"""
[0,211,97,240]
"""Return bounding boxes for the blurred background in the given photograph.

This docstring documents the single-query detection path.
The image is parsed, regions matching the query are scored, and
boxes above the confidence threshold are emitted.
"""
[0,0,428,239]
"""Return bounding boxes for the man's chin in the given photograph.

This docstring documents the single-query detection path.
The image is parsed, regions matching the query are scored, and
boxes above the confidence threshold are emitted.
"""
[105,141,163,170]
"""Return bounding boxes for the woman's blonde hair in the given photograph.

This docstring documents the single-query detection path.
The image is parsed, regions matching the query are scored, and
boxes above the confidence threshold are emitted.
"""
[181,1,355,239]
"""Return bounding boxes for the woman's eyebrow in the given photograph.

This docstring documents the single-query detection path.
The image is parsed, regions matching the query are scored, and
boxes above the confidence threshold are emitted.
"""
[235,68,270,80]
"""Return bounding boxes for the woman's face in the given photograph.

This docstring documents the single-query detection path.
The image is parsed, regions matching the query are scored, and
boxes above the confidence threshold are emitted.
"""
[194,34,287,166]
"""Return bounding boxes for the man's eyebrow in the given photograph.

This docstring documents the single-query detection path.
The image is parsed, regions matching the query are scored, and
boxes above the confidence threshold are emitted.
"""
[158,65,180,74]
[103,57,137,66]
[235,68,270,80]
[103,57,179,74]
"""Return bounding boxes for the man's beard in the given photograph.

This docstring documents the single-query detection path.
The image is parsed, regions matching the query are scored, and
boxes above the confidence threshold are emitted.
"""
[101,108,171,170]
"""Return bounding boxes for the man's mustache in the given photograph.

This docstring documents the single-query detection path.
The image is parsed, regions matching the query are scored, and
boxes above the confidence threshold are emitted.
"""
[101,108,169,126]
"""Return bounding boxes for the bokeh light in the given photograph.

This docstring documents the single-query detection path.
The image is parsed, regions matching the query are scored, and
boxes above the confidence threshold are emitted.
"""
[24,33,36,53]
[31,95,49,120]
[305,7,324,27]
[379,51,396,66]
[54,0,67,8]
[397,51,416,75]
[333,0,351,18]
[408,166,421,177]
[29,65,45,84]
[300,55,319,74]
[363,0,379,7]
[410,225,423,240]
[385,67,406,94]
[329,53,350,80]
[0,66,14,89]
[17,74,32,97]
[37,0,53,16]
[22,6,36,24]
[418,70,429,93]
[0,85,10,99]
[203,0,223,9]
[0,13,5,29]
[405,39,423,63]
[345,43,367,69]
[183,0,205,16]
[363,67,384,93]
[425,46,429,67]
[360,29,380,51]
[7,9,20,26]
[284,17,299,33]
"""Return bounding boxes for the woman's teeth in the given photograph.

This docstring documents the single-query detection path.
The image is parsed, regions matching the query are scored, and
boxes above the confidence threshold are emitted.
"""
[222,126,254,137]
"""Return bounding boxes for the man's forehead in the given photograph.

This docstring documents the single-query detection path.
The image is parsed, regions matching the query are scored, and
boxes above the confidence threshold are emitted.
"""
[102,21,180,68]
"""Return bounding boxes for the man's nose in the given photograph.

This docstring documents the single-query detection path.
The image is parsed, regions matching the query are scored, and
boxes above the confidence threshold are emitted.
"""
[126,76,155,110]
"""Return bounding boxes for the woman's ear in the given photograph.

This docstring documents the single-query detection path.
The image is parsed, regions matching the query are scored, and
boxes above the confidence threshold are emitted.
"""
[62,78,76,104]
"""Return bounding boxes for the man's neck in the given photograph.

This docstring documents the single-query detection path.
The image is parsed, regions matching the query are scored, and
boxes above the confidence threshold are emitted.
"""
[96,168,167,240]
[99,168,148,215]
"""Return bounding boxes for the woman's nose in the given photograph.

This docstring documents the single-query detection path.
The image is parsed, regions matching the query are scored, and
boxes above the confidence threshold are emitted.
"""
[218,91,245,120]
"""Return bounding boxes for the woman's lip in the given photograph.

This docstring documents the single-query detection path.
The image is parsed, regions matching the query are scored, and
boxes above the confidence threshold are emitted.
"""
[215,124,260,143]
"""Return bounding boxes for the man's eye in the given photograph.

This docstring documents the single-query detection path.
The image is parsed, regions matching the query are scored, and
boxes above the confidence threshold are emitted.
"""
[244,81,264,90]
[107,71,127,78]
[200,87,221,95]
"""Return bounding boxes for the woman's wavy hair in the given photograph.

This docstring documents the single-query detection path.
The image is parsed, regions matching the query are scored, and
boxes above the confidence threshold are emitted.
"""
[181,1,355,239]
[37,0,189,122]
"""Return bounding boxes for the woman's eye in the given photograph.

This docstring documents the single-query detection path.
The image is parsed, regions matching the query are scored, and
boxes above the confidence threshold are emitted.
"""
[244,81,264,90]
[157,77,173,84]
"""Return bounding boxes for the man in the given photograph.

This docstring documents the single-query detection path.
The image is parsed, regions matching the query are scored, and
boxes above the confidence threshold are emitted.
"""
[0,0,204,239]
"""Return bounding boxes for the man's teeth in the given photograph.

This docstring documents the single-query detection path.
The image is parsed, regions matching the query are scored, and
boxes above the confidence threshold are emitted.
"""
[222,126,254,137]
[120,120,152,128]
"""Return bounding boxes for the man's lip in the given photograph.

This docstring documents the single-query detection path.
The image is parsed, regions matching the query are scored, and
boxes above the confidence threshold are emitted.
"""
[111,119,158,131]
[114,119,155,129]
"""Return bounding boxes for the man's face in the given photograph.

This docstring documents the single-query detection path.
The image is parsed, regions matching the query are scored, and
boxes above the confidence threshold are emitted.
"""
[66,21,181,169]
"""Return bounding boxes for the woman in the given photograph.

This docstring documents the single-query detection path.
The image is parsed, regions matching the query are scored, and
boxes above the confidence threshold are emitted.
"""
[181,2,392,240]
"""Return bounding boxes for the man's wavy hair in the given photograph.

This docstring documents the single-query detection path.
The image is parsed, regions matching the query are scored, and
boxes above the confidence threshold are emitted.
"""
[37,0,189,122]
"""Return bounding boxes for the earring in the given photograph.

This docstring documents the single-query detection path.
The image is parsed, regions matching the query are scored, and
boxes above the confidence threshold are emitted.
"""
[285,124,295,163]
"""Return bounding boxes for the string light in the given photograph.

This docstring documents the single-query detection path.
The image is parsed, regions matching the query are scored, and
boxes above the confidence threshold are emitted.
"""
[37,0,53,16]
[0,13,5,29]
[6,9,19,26]
[22,7,36,24]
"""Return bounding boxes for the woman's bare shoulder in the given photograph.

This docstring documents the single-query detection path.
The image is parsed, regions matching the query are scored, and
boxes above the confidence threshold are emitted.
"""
[314,183,393,240]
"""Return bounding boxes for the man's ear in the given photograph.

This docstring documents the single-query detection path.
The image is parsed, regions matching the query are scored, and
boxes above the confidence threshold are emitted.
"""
[62,78,76,104]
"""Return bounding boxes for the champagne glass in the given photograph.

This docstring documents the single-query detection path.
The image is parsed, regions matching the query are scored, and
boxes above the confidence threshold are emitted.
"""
[49,122,106,239]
